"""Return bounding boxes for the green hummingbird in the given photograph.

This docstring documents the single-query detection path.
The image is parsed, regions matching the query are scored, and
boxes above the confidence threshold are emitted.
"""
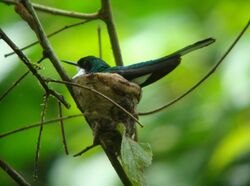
[63,38,215,87]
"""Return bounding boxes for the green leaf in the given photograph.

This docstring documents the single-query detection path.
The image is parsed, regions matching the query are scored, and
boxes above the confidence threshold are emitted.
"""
[121,135,153,186]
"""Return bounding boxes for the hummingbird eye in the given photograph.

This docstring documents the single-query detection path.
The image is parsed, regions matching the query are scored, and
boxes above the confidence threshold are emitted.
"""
[78,58,92,72]
[84,61,92,71]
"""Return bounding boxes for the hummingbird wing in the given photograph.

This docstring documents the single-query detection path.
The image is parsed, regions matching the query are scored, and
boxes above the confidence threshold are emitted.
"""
[107,57,180,87]
[107,38,215,87]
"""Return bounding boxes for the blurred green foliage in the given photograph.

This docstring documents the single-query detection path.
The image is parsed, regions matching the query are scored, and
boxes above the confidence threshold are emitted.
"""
[0,0,249,186]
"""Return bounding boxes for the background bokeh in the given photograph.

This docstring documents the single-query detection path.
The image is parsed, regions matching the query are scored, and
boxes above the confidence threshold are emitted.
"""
[0,0,249,186]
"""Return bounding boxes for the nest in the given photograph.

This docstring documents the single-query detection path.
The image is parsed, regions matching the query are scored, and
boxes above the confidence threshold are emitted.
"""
[73,73,142,153]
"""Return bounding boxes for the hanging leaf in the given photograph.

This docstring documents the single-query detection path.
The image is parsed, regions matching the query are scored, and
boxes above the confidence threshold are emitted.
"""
[121,135,153,186]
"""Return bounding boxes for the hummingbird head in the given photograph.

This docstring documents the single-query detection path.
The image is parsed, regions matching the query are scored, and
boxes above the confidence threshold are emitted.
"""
[77,56,107,73]
[62,56,110,74]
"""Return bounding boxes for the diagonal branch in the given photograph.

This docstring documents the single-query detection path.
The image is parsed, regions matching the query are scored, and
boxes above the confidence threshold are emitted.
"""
[138,20,250,116]
[0,114,83,139]
[0,29,70,108]
[73,143,97,157]
[0,70,30,102]
[5,20,92,57]
[102,147,132,186]
[0,159,30,186]
[1,0,99,19]
[0,56,45,102]
[18,0,76,96]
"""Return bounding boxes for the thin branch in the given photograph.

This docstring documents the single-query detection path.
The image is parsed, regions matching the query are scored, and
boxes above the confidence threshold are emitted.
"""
[97,24,102,59]
[100,0,123,66]
[0,70,30,102]
[1,0,99,19]
[0,56,45,102]
[0,114,83,139]
[73,144,97,157]
[58,102,69,155]
[0,159,31,186]
[34,94,49,179]
[47,79,143,127]
[36,55,46,64]
[0,28,70,108]
[5,20,92,57]
[138,20,250,116]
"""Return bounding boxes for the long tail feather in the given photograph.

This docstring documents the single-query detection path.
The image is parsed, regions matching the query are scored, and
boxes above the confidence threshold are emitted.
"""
[173,38,215,56]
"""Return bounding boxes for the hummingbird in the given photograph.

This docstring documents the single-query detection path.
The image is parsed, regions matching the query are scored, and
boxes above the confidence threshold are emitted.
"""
[62,38,215,87]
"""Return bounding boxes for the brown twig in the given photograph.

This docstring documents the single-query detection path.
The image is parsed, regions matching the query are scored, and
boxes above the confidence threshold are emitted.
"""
[138,20,250,116]
[0,159,31,186]
[73,144,97,157]
[0,70,30,102]
[47,79,143,127]
[0,114,83,139]
[100,0,123,66]
[34,94,49,179]
[0,28,70,108]
[58,102,69,155]
[1,0,99,19]
[5,20,93,57]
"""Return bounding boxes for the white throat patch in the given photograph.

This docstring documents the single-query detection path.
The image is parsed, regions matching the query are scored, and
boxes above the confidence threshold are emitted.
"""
[73,68,86,79]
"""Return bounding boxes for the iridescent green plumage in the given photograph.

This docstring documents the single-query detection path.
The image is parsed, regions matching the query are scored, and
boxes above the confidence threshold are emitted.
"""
[63,38,215,87]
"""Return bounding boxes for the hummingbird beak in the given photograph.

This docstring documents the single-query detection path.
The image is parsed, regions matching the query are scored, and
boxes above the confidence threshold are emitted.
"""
[62,60,86,78]
[61,60,79,67]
